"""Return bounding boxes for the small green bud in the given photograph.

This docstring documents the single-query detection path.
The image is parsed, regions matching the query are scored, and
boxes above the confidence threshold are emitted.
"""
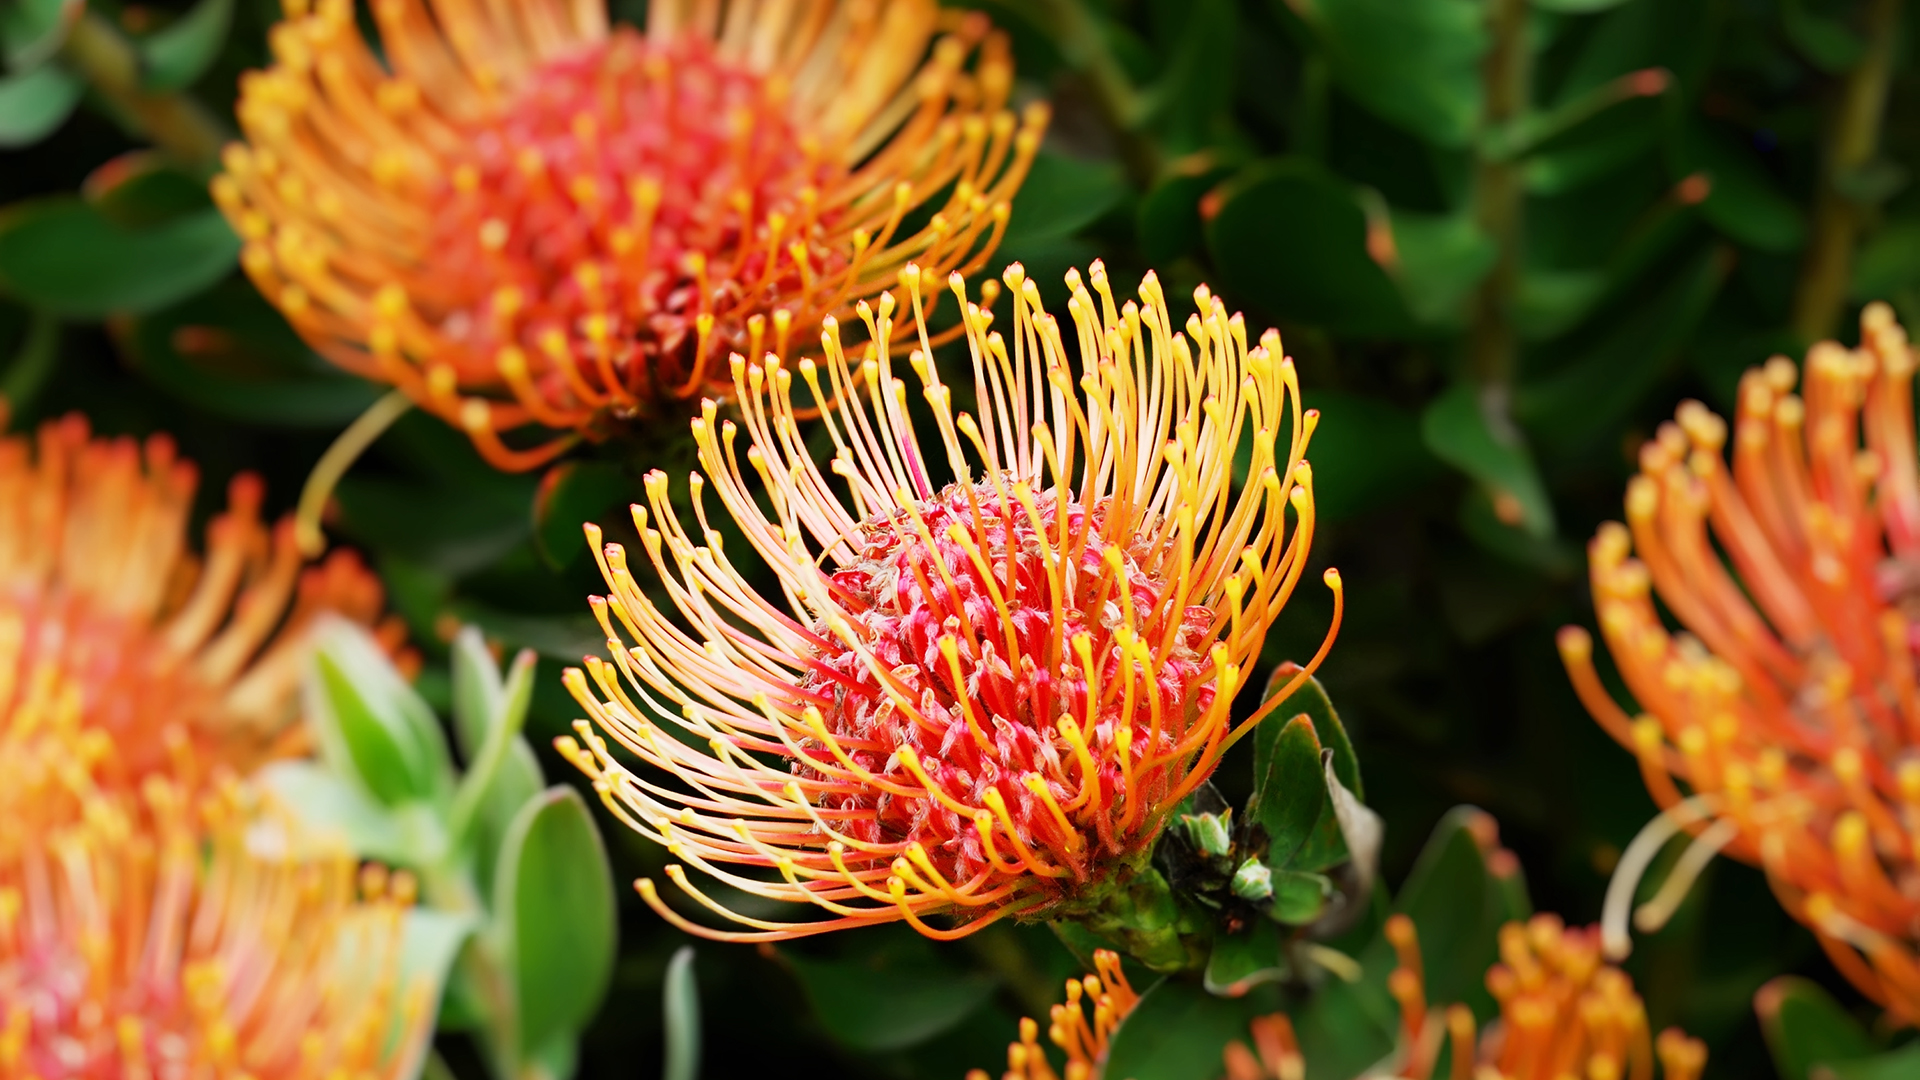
[1231,858,1273,901]
[1180,809,1233,857]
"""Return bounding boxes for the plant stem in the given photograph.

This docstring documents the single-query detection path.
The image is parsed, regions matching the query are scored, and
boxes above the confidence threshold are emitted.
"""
[1790,0,1905,342]
[1466,0,1532,432]
[59,10,230,174]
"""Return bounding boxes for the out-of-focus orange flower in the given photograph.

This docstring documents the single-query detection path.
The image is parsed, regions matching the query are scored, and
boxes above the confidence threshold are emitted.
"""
[967,949,1135,1080]
[556,261,1338,944]
[1559,303,1920,1020]
[215,0,1047,471]
[0,709,434,1080]
[0,411,405,802]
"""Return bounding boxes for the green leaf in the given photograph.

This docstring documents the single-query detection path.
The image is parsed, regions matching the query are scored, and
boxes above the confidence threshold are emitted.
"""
[1001,151,1129,248]
[1246,715,1324,869]
[391,909,479,1079]
[1102,976,1261,1080]
[83,151,214,227]
[1286,0,1486,146]
[474,740,544,904]
[0,0,80,71]
[0,63,80,147]
[449,624,505,761]
[1137,161,1230,264]
[1780,0,1864,73]
[1514,268,1606,341]
[137,0,234,91]
[1530,0,1634,10]
[1673,122,1805,253]
[1756,976,1880,1080]
[449,647,538,850]
[1203,918,1286,997]
[663,947,701,1080]
[1257,664,1362,874]
[1269,870,1334,925]
[115,277,379,426]
[495,786,618,1065]
[1420,384,1554,538]
[1298,391,1444,521]
[0,198,239,318]
[533,460,631,570]
[1830,1046,1920,1080]
[1375,206,1495,327]
[254,759,449,868]
[1853,218,1920,300]
[783,945,999,1053]
[307,616,456,810]
[1,309,58,411]
[1376,806,1529,1015]
[1205,159,1411,337]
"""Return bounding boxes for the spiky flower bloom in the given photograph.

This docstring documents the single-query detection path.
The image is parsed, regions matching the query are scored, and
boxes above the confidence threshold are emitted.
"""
[1559,303,1920,1020]
[215,0,1047,471]
[966,949,1136,1080]
[557,260,1336,944]
[1363,915,1706,1080]
[0,412,403,802]
[0,710,434,1079]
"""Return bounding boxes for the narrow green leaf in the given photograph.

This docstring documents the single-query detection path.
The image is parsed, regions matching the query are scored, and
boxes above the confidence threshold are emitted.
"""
[0,199,238,318]
[137,0,234,91]
[1001,151,1129,248]
[1203,919,1286,997]
[495,786,617,1065]
[1420,384,1554,539]
[1756,976,1880,1080]
[1829,1045,1920,1080]
[0,63,80,147]
[1258,664,1362,874]
[390,909,479,1080]
[1246,715,1324,869]
[307,616,456,810]
[1288,0,1486,146]
[0,0,80,70]
[83,151,214,227]
[449,648,538,849]
[449,624,505,761]
[663,947,701,1080]
[254,759,447,868]
[1,310,58,411]
[1375,207,1495,328]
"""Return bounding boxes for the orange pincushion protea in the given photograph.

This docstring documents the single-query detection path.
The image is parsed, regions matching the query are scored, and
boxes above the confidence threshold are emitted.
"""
[1559,303,1920,1019]
[556,259,1337,948]
[215,0,1047,470]
[966,949,1135,1080]
[0,712,433,1080]
[0,411,403,803]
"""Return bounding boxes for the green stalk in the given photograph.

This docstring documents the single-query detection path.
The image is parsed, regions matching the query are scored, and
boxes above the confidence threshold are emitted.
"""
[1466,0,1533,430]
[1790,0,1906,342]
[58,10,229,174]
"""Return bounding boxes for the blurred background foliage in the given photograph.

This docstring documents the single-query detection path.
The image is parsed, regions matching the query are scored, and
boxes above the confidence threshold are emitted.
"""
[5,0,1920,1075]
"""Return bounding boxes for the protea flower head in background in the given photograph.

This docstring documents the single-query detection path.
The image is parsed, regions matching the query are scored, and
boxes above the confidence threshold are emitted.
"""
[215,0,1048,470]
[1560,302,1920,1020]
[966,949,1135,1080]
[0,411,405,800]
[0,713,434,1079]
[557,259,1338,958]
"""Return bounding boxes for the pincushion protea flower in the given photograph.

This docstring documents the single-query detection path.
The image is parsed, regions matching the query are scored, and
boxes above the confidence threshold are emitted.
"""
[0,715,433,1080]
[0,411,405,801]
[1559,302,1920,1020]
[214,0,1047,471]
[966,949,1135,1080]
[556,259,1339,952]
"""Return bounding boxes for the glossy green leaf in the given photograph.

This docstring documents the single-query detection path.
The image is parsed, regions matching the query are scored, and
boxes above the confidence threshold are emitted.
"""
[784,946,999,1052]
[0,63,80,147]
[254,759,448,868]
[83,151,213,227]
[117,279,382,427]
[391,909,479,1079]
[1829,1045,1920,1080]
[0,199,239,318]
[1257,664,1362,874]
[449,647,537,850]
[495,786,617,1065]
[1377,806,1529,1015]
[1756,976,1879,1080]
[138,0,234,91]
[1420,383,1554,538]
[1206,159,1410,337]
[1674,122,1806,253]
[449,624,505,760]
[1298,391,1444,521]
[1001,151,1129,248]
[1203,919,1286,997]
[1377,208,1495,327]
[1137,161,1229,263]
[1514,268,1605,341]
[1269,870,1334,925]
[533,459,631,570]
[1288,0,1485,146]
[663,947,701,1080]
[1247,715,1324,868]
[307,616,456,810]
[1102,976,1261,1080]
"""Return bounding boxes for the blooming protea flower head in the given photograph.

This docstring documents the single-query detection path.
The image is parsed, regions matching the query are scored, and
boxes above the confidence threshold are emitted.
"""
[0,411,404,801]
[966,949,1136,1080]
[0,714,433,1079]
[556,259,1337,950]
[214,0,1048,470]
[1559,303,1920,1019]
